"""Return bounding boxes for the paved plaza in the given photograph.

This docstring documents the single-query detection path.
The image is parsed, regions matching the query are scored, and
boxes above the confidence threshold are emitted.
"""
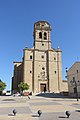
[0,94,80,120]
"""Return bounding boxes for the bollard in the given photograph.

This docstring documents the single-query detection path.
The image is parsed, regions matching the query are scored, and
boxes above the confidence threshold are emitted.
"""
[13,109,17,116]
[66,111,71,118]
[37,110,42,117]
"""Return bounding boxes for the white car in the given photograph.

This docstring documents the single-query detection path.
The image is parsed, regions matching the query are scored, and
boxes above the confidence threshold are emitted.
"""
[6,90,11,96]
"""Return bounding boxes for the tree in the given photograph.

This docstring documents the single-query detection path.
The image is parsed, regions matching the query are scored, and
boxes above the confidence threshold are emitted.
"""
[0,80,6,94]
[18,82,29,92]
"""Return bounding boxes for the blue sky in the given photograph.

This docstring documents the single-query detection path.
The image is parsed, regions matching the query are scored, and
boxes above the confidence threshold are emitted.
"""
[0,0,80,90]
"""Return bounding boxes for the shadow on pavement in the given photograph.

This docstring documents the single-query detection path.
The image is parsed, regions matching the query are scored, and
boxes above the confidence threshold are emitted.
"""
[36,93,69,98]
[58,116,67,118]
[75,110,80,112]
[3,99,15,101]
[8,113,14,116]
[32,114,39,117]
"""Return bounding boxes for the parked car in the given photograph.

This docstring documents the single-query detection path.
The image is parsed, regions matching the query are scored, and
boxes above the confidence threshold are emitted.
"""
[6,90,11,96]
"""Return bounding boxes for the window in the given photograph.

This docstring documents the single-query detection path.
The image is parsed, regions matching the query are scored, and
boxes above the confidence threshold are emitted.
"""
[42,24,44,27]
[44,32,47,40]
[38,75,40,78]
[54,71,56,74]
[42,43,44,46]
[41,55,44,59]
[54,57,56,60]
[30,71,32,73]
[39,32,42,39]
[30,55,32,59]
[42,67,45,70]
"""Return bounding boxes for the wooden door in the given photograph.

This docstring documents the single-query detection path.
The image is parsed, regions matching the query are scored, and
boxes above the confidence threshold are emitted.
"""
[40,84,46,92]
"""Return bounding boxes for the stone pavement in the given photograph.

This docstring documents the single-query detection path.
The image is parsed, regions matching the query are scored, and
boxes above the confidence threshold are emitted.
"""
[0,95,80,120]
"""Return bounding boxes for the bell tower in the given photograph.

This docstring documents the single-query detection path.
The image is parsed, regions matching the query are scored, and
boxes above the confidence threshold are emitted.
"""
[33,21,52,50]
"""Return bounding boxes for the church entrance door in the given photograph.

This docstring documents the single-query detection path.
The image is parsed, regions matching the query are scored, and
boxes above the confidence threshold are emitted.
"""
[40,83,46,92]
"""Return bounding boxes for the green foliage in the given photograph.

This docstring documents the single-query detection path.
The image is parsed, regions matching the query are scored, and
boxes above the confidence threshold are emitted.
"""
[18,82,29,92]
[0,80,6,93]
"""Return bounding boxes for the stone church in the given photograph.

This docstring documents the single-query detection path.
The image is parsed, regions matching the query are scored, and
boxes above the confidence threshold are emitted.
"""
[12,21,68,94]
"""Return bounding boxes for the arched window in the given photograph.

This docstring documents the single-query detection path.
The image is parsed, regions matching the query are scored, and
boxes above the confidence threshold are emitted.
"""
[30,55,32,59]
[44,32,47,40]
[39,32,42,39]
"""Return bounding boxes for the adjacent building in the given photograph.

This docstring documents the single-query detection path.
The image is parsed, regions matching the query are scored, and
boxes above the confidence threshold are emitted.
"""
[12,21,68,94]
[66,62,80,97]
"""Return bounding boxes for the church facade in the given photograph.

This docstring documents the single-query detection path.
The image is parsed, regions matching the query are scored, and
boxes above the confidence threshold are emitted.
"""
[12,21,68,94]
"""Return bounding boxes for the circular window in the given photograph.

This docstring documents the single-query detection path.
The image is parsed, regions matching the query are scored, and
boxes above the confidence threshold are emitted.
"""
[42,67,45,70]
